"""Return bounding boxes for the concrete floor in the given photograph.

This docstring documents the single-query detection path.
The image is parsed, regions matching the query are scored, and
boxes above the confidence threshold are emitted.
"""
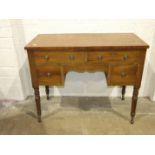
[0,96,155,134]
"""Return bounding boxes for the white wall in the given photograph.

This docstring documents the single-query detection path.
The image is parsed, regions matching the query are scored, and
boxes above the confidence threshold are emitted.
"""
[0,19,155,100]
[0,20,25,100]
[146,30,155,101]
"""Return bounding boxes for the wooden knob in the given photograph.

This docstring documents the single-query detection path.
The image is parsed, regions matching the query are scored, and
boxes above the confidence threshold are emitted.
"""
[47,72,52,77]
[44,55,49,60]
[69,55,75,60]
[97,55,103,60]
[121,72,127,77]
[123,54,128,60]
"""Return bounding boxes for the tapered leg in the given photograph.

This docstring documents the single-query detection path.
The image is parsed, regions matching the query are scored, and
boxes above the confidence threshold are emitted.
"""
[130,87,139,124]
[45,85,50,100]
[122,85,126,100]
[34,87,41,122]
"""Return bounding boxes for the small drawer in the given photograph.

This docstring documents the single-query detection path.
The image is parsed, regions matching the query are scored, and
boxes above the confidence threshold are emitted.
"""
[87,51,139,63]
[34,51,86,65]
[36,65,63,85]
[107,63,138,85]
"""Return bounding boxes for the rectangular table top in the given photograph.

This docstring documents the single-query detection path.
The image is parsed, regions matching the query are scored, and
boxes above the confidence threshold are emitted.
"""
[25,33,149,50]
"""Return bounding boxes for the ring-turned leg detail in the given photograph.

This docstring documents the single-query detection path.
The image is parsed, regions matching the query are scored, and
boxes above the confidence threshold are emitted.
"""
[34,87,41,122]
[45,85,50,100]
[122,85,126,100]
[130,87,139,124]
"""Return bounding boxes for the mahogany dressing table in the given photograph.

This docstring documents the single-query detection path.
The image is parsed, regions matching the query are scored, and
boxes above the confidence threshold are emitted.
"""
[25,33,149,124]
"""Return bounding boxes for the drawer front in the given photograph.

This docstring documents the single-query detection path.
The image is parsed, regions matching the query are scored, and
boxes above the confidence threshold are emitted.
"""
[36,66,63,85]
[107,63,138,85]
[87,51,139,63]
[34,51,86,65]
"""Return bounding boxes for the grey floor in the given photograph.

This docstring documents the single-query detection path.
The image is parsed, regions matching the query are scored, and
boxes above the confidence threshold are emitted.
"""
[0,96,155,134]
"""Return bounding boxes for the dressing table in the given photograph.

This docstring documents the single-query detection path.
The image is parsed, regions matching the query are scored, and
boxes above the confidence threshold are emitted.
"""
[25,33,149,124]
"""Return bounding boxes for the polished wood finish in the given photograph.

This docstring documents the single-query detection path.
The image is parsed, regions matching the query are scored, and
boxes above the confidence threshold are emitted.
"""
[45,85,49,100]
[25,33,149,124]
[25,33,148,50]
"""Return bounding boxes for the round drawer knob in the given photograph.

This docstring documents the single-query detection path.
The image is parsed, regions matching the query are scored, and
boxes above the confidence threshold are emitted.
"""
[121,72,127,77]
[47,72,52,77]
[123,54,128,60]
[44,55,49,60]
[97,55,103,60]
[69,55,75,60]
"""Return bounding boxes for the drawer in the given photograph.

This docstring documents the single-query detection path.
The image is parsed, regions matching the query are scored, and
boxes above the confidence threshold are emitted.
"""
[34,51,86,65]
[36,65,63,85]
[107,63,138,85]
[87,51,139,63]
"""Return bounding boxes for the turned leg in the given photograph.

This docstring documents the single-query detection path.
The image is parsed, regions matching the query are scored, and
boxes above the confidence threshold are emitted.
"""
[130,87,139,124]
[45,85,50,100]
[122,85,126,100]
[34,87,41,122]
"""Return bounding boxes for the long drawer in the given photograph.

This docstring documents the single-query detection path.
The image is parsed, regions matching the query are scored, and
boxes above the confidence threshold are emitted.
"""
[34,51,86,65]
[87,51,141,63]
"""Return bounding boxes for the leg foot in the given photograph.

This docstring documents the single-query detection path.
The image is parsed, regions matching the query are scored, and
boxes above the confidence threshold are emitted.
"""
[130,112,135,124]
[122,86,126,100]
[45,85,50,100]
[130,87,139,124]
[130,117,134,124]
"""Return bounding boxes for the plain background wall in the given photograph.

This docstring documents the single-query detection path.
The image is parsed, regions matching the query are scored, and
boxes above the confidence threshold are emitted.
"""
[0,20,25,100]
[0,19,155,100]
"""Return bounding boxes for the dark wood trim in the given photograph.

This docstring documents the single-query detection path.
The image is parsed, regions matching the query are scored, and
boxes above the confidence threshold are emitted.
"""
[45,85,50,100]
[122,86,126,100]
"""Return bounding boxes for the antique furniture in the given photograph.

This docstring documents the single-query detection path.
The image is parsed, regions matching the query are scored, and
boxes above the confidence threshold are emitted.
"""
[25,33,149,124]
